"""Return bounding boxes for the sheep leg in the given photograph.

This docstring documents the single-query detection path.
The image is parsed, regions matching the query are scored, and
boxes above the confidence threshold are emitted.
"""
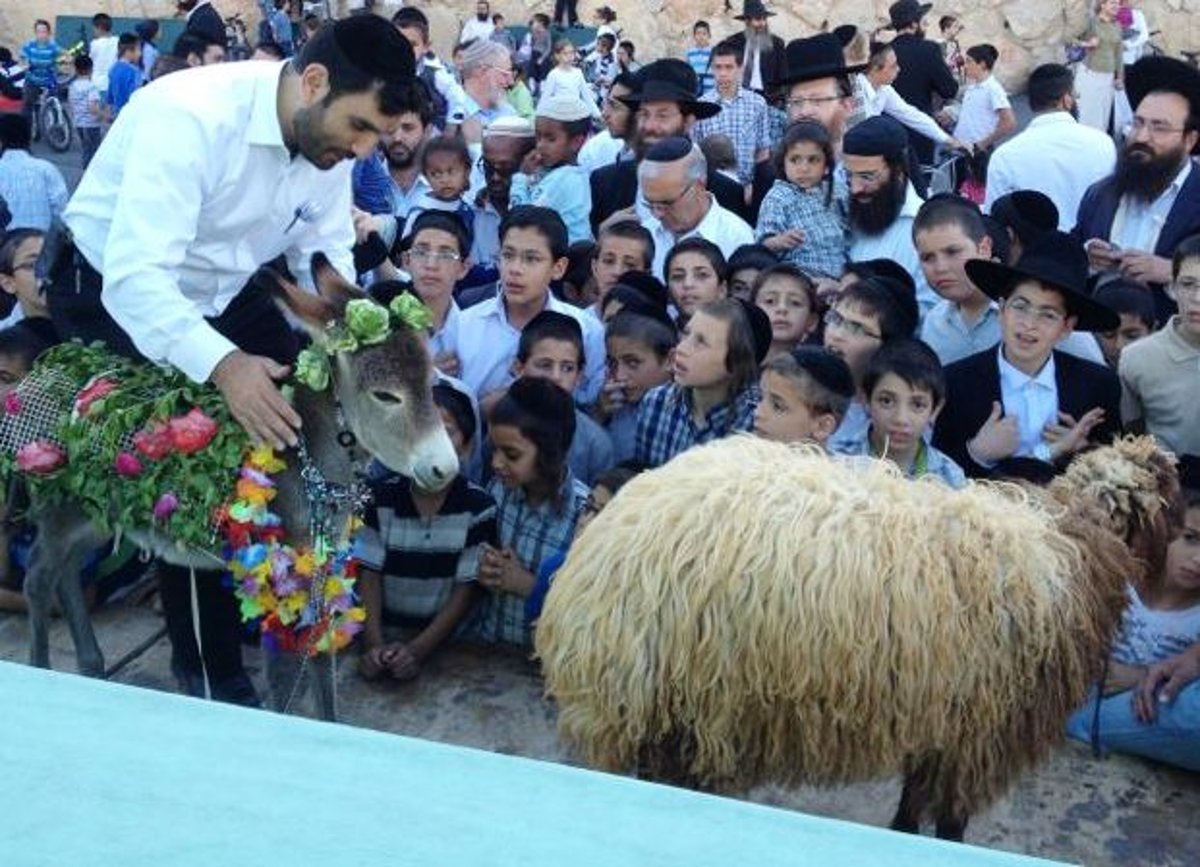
[934,813,969,842]
[889,773,926,834]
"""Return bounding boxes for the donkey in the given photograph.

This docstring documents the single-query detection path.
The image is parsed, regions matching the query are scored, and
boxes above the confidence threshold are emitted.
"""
[21,255,459,720]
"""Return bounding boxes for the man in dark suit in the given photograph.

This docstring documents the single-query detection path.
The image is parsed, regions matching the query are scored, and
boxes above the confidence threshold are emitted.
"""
[589,59,751,234]
[932,231,1122,480]
[1074,55,1200,325]
[178,0,226,48]
[723,0,786,96]
[887,0,959,166]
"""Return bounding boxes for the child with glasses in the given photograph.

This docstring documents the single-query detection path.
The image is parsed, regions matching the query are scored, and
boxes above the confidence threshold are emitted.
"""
[399,211,473,379]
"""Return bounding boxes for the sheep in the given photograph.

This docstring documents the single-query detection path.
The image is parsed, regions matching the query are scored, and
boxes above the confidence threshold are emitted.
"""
[534,435,1180,840]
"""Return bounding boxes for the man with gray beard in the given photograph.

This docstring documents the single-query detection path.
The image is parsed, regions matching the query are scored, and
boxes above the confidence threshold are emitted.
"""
[723,0,785,95]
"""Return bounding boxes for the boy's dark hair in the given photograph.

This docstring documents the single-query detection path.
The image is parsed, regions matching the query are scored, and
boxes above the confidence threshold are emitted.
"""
[74,54,94,74]
[34,19,51,31]
[562,241,596,297]
[840,277,918,341]
[491,377,576,488]
[596,219,654,269]
[695,297,760,396]
[750,263,817,308]
[693,20,711,32]
[432,382,478,444]
[938,15,959,32]
[598,34,616,50]
[0,113,31,151]
[619,40,636,58]
[518,310,584,364]
[172,31,222,60]
[136,19,160,40]
[118,33,140,55]
[863,337,947,407]
[0,323,51,372]
[774,121,835,205]
[1172,233,1200,278]
[255,40,286,60]
[1027,63,1075,113]
[698,134,737,172]
[912,194,988,245]
[966,43,998,69]
[1093,279,1157,330]
[605,310,678,359]
[664,236,729,283]
[293,15,417,116]
[711,39,743,65]
[763,346,855,420]
[492,13,506,24]
[420,133,472,173]
[532,13,551,28]
[728,244,779,275]
[980,215,1012,266]
[93,13,113,32]
[407,210,472,257]
[392,7,430,43]
[500,205,570,261]
[594,462,644,495]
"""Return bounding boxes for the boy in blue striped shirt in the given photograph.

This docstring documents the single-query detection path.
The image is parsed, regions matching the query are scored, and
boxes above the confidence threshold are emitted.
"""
[686,21,713,96]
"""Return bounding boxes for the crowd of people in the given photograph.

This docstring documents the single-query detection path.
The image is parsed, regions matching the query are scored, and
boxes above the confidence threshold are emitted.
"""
[0,0,1197,783]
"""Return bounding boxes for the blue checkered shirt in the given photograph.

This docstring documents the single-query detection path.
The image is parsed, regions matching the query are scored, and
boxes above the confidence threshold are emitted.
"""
[755,178,849,279]
[635,382,760,468]
[692,87,772,185]
[0,150,69,232]
[831,426,968,489]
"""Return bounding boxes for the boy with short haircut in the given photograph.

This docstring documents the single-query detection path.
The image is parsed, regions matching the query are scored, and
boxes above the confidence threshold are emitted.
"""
[401,211,473,378]
[599,309,676,460]
[687,21,713,97]
[68,55,105,169]
[753,346,855,447]
[1118,235,1200,472]
[589,219,655,318]
[392,6,467,132]
[355,383,497,683]
[1093,279,1156,368]
[405,135,475,240]
[832,338,967,487]
[458,205,606,404]
[89,13,118,97]
[513,311,615,483]
[933,230,1122,480]
[510,92,594,244]
[106,33,142,118]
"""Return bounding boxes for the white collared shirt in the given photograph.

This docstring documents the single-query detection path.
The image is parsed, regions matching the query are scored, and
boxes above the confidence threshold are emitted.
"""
[577,130,625,173]
[983,112,1116,230]
[855,74,949,145]
[953,75,1011,144]
[454,290,607,404]
[848,181,939,319]
[63,61,356,383]
[646,193,755,279]
[1112,158,1193,253]
[997,347,1059,458]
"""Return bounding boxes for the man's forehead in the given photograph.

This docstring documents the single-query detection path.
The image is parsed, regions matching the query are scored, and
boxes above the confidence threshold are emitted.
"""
[843,153,887,169]
[790,78,840,99]
[1136,90,1191,119]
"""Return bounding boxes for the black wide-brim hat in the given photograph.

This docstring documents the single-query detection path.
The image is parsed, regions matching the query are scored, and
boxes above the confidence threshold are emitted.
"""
[887,0,933,29]
[617,58,721,119]
[965,231,1120,332]
[1125,55,1200,154]
[772,33,867,88]
[735,0,776,20]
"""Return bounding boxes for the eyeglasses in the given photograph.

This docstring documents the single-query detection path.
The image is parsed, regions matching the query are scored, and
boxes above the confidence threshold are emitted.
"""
[500,249,548,267]
[1169,277,1200,300]
[640,182,697,214]
[486,64,515,77]
[824,308,881,340]
[1004,296,1066,327]
[785,95,842,110]
[408,247,462,265]
[1123,117,1191,139]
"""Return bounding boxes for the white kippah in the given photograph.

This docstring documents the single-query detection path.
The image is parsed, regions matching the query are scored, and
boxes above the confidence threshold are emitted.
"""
[484,116,535,139]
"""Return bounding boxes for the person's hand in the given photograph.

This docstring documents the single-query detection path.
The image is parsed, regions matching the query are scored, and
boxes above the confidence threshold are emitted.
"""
[946,136,971,153]
[433,351,461,378]
[351,207,387,245]
[814,277,842,307]
[968,401,1020,464]
[1119,251,1172,285]
[383,643,422,681]
[1043,408,1106,460]
[763,229,805,252]
[597,377,628,420]
[1102,660,1146,697]
[1085,238,1124,272]
[479,545,535,596]
[1134,645,1200,723]
[210,350,301,449]
[358,644,389,680]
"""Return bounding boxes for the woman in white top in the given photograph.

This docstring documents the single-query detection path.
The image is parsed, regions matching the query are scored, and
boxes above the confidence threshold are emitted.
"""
[537,38,601,121]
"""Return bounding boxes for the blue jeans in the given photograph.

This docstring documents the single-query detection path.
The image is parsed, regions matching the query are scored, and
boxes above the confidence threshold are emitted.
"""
[1066,682,1200,771]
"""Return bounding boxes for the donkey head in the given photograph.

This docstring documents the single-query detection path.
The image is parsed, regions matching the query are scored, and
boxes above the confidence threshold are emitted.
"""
[269,255,459,491]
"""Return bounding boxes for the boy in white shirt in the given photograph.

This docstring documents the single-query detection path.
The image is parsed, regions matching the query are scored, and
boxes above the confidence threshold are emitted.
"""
[953,44,1016,152]
[89,13,118,96]
[68,54,105,169]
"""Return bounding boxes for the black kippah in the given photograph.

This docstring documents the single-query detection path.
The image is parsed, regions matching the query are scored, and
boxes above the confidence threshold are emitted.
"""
[736,298,774,365]
[614,270,670,311]
[643,136,694,162]
[991,190,1059,241]
[332,14,415,81]
[867,275,919,337]
[789,346,856,400]
[842,115,908,160]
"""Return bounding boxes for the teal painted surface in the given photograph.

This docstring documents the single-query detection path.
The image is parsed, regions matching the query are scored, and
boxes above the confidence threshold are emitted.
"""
[54,16,186,55]
[0,661,1075,866]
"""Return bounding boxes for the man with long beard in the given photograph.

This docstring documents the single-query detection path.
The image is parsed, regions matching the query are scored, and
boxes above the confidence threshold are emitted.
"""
[460,0,495,46]
[723,0,786,96]
[844,115,938,318]
[1076,55,1200,323]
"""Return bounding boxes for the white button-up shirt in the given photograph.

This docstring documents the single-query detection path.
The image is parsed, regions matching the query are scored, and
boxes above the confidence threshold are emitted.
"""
[63,61,356,384]
[1112,158,1193,253]
[983,112,1117,230]
[856,74,949,146]
[645,193,755,279]
[998,347,1059,458]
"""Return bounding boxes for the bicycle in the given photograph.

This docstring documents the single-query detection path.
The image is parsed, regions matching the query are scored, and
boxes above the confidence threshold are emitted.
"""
[32,72,74,154]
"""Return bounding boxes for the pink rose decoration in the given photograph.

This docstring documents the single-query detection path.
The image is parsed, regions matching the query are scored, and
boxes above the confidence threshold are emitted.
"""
[168,408,219,455]
[153,492,179,521]
[3,392,22,416]
[16,441,67,474]
[133,422,173,461]
[114,452,143,477]
[73,378,119,417]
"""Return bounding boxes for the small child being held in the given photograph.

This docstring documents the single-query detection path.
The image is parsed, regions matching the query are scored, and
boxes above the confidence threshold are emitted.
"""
[599,308,676,462]
[756,121,848,280]
[753,346,855,447]
[751,263,820,361]
[512,91,595,244]
[406,134,475,240]
[831,337,967,488]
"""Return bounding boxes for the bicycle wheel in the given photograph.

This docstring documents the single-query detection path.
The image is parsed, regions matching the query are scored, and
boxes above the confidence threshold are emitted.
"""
[40,97,74,153]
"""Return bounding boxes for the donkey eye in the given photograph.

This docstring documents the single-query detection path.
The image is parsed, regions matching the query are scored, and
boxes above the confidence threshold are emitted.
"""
[373,391,403,405]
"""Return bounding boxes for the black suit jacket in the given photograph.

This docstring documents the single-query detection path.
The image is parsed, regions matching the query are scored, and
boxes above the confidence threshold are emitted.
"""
[890,34,959,164]
[723,32,787,92]
[186,2,227,47]
[588,158,752,236]
[932,347,1122,480]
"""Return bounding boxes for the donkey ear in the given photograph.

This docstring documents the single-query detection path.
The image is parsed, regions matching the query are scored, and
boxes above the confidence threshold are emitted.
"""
[256,265,340,336]
[311,252,369,316]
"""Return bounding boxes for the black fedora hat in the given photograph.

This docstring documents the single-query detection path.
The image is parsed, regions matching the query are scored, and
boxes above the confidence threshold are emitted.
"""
[734,0,776,20]
[617,58,721,119]
[887,0,933,30]
[1125,55,1200,154]
[965,231,1120,332]
[772,33,867,88]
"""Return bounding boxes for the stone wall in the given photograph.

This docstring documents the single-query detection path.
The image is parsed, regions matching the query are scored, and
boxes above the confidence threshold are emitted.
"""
[4,0,1197,92]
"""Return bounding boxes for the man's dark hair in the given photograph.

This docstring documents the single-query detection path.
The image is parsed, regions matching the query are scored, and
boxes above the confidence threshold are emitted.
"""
[294,15,417,115]
[711,39,743,66]
[118,33,140,56]
[254,40,286,60]
[0,113,32,151]
[93,13,113,32]
[172,31,221,60]
[1027,64,1075,113]
[391,6,430,43]
[500,205,570,260]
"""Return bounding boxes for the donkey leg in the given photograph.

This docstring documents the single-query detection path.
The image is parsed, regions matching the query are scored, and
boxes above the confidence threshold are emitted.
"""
[26,507,105,674]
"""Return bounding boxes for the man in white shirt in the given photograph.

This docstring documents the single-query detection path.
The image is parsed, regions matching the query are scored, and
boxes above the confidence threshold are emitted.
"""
[984,64,1116,230]
[459,1,495,47]
[636,137,754,278]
